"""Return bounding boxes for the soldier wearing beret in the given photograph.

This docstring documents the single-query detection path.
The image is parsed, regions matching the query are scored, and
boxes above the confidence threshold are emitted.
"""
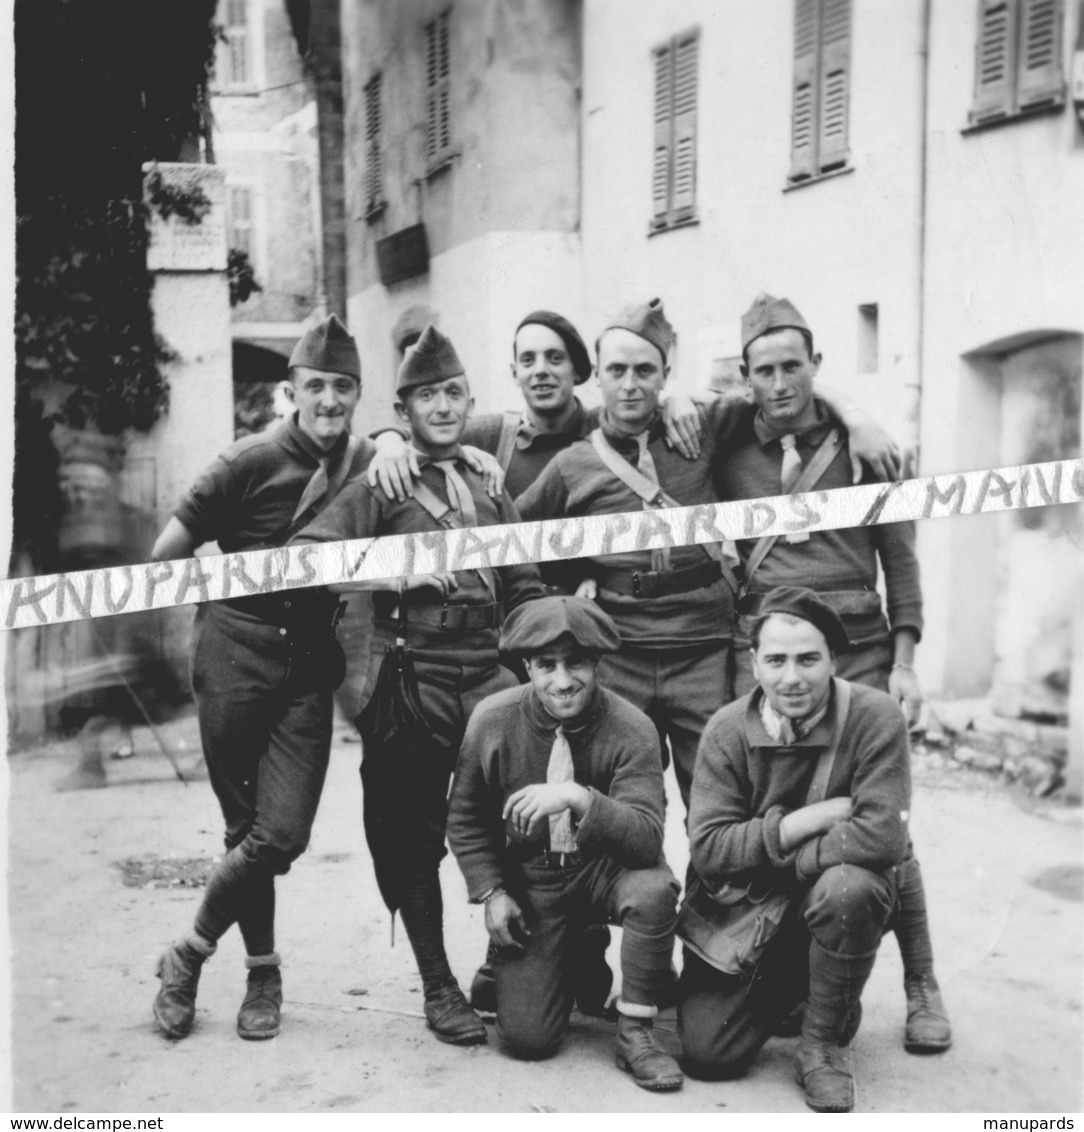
[149,315,377,1042]
[679,587,913,1112]
[447,596,684,1091]
[715,293,950,1054]
[293,324,546,1047]
[516,299,894,812]
[365,308,707,1012]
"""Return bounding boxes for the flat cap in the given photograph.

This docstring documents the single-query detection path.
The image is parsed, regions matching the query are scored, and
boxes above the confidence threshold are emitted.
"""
[756,585,849,654]
[500,596,622,656]
[602,297,674,363]
[289,314,361,380]
[515,310,592,384]
[396,324,466,394]
[740,293,811,352]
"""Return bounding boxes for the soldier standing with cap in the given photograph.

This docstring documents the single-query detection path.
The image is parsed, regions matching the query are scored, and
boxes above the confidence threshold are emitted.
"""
[293,323,545,1046]
[149,314,375,1041]
[716,292,950,1054]
[679,586,912,1112]
[516,299,893,811]
[447,595,684,1091]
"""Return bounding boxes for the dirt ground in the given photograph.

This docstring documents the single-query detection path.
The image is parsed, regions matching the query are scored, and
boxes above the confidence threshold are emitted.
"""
[5,709,1083,1115]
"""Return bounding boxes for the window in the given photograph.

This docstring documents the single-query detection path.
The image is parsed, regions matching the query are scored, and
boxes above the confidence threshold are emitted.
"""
[227,184,256,262]
[425,9,452,168]
[857,303,879,374]
[363,73,385,215]
[788,0,851,184]
[969,0,1064,125]
[651,29,699,231]
[218,0,254,91]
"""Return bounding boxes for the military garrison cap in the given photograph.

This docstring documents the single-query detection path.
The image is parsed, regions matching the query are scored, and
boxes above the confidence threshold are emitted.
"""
[601,297,674,363]
[740,293,811,352]
[515,310,592,384]
[396,324,466,394]
[289,314,361,380]
[756,586,850,654]
[500,596,622,656]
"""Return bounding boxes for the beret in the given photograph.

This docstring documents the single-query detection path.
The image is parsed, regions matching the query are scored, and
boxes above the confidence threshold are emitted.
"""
[601,297,674,363]
[288,314,361,380]
[396,324,466,394]
[515,310,592,384]
[740,293,811,353]
[500,596,622,656]
[756,585,850,654]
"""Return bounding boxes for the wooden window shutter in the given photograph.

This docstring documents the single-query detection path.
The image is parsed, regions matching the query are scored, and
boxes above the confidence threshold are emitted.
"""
[671,32,699,216]
[971,0,1017,121]
[425,10,451,163]
[364,74,382,208]
[652,44,673,223]
[817,0,851,171]
[1016,0,1064,108]
[789,0,819,181]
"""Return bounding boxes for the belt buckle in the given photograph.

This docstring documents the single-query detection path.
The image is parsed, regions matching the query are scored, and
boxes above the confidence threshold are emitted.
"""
[632,573,642,598]
[439,604,450,631]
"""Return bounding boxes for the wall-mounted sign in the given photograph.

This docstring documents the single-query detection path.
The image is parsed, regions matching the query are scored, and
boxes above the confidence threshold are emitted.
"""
[143,163,227,273]
[376,224,430,287]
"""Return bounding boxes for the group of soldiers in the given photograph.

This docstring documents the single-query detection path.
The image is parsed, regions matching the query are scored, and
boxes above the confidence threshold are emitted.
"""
[148,294,952,1112]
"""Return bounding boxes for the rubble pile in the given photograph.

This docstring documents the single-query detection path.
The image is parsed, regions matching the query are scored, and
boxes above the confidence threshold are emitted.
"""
[914,699,1068,798]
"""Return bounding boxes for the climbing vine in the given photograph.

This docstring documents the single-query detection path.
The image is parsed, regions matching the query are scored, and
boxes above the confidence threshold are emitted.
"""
[13,0,220,569]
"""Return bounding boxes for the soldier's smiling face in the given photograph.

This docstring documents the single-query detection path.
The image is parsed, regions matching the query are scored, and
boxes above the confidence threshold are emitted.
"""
[396,376,473,456]
[753,613,836,722]
[524,640,598,723]
[512,323,577,418]
[286,367,361,450]
[596,329,669,432]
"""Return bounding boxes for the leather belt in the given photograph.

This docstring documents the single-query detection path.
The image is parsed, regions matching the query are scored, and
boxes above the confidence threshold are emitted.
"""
[407,601,501,632]
[597,558,720,599]
[738,587,882,617]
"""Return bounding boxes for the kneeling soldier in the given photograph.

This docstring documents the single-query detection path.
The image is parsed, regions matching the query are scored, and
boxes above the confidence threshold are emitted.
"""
[447,596,683,1090]
[679,587,911,1112]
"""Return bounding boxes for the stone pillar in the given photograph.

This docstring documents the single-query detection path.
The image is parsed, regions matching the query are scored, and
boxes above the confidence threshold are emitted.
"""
[134,162,234,681]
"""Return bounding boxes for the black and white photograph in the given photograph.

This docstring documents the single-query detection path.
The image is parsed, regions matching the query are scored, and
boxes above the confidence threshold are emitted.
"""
[4,0,1083,1119]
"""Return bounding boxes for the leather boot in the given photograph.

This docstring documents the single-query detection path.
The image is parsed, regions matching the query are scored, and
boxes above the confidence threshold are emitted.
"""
[237,954,283,1040]
[796,940,875,1112]
[796,1036,855,1113]
[424,983,487,1045]
[153,937,214,1039]
[615,1011,683,1091]
[904,972,952,1053]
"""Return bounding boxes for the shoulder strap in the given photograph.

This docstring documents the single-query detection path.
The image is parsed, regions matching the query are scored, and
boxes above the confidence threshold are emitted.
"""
[410,478,498,599]
[589,428,739,594]
[495,411,521,473]
[590,428,665,505]
[272,435,363,547]
[741,428,844,598]
[411,479,460,529]
[803,678,852,805]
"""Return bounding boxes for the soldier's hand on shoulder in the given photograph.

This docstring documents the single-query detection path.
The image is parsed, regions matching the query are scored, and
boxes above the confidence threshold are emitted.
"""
[368,431,420,500]
[846,417,902,484]
[662,391,703,460]
[462,445,505,499]
[485,892,529,952]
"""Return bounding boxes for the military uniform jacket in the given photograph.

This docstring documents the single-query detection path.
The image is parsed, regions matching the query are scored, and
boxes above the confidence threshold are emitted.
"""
[447,684,668,901]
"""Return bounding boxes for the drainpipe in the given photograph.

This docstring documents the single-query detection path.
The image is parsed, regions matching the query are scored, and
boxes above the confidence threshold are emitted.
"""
[910,0,932,475]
